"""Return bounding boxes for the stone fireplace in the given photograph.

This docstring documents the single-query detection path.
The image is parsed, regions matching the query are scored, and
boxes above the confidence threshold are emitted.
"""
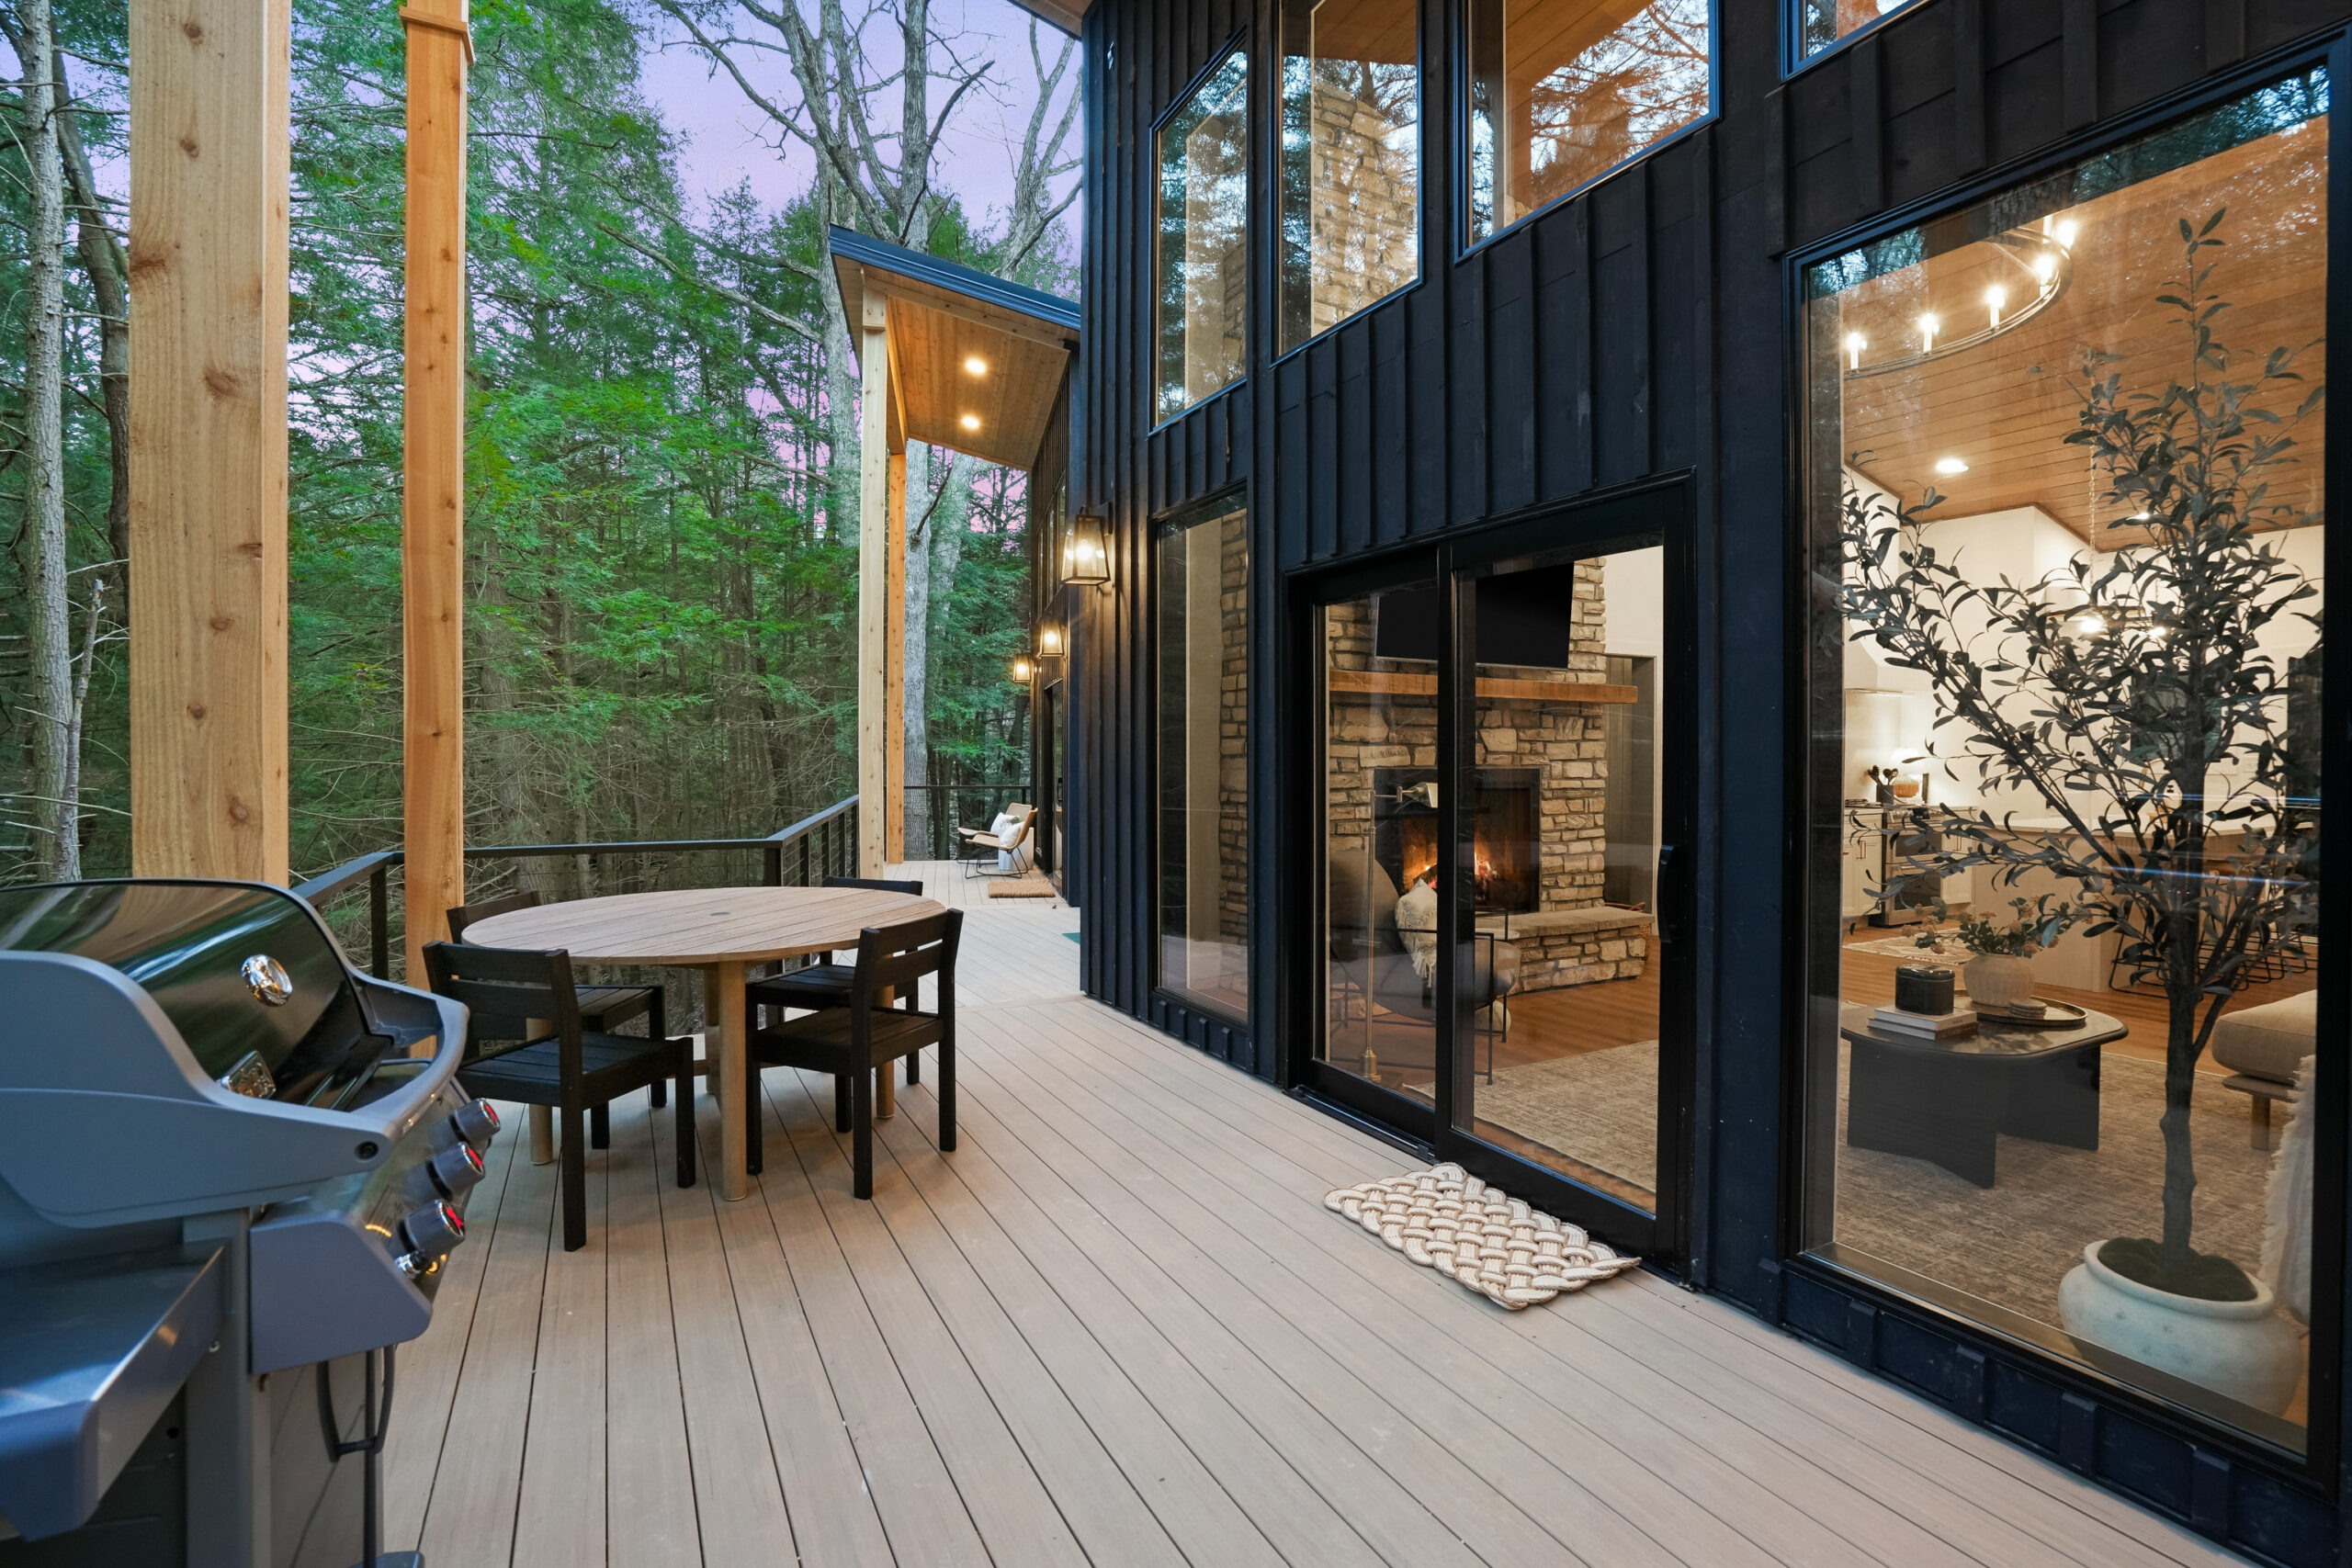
[1324,573,1651,993]
[1372,766,1542,914]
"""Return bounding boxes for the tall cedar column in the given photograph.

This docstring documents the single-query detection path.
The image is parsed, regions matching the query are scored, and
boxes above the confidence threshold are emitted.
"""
[401,0,470,973]
[128,0,292,883]
[857,291,891,876]
[886,448,907,863]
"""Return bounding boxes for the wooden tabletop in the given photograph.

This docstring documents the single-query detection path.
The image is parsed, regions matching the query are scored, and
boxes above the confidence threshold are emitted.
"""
[461,885,946,966]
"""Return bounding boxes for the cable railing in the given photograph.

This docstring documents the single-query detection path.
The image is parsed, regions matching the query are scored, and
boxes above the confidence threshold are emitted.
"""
[294,795,860,980]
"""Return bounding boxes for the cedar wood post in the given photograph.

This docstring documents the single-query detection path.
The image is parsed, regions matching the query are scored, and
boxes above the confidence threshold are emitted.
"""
[857,288,893,876]
[129,0,292,883]
[400,0,471,975]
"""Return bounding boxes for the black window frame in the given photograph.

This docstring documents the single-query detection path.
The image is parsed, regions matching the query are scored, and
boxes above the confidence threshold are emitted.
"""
[1453,0,1723,257]
[1778,36,2352,1493]
[1151,37,1256,431]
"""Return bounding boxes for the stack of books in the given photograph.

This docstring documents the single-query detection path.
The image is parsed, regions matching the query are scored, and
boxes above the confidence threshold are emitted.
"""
[1871,1006,1978,1039]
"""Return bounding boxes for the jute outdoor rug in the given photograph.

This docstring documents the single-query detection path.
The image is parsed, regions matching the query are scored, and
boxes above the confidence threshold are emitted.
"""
[1467,1041,2277,1326]
[986,877,1058,899]
[1325,1162,1642,1309]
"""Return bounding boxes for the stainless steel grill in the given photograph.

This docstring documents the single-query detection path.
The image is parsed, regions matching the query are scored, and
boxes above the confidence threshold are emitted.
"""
[0,878,496,1567]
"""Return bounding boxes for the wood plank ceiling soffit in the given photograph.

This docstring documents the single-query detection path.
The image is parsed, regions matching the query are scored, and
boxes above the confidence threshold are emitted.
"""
[831,227,1080,472]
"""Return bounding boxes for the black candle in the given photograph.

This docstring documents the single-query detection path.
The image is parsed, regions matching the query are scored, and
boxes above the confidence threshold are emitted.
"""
[1894,964,1956,1015]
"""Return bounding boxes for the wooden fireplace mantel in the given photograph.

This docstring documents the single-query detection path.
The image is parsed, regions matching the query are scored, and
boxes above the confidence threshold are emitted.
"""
[1328,668,1638,704]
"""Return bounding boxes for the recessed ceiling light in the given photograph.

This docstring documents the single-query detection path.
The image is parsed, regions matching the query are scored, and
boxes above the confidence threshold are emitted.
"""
[1933,457,1969,476]
[964,355,988,375]
[960,413,980,430]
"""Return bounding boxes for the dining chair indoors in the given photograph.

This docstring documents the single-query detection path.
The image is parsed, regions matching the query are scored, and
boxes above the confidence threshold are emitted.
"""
[424,940,696,1250]
[743,909,962,1197]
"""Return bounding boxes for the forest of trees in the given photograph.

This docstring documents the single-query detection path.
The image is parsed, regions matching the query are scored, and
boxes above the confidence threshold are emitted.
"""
[0,0,1076,889]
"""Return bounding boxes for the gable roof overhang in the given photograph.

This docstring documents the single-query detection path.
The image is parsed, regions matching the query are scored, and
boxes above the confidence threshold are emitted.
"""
[830,226,1080,472]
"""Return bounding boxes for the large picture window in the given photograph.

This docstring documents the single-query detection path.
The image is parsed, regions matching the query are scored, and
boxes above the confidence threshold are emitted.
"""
[1279,0,1419,353]
[1803,75,2328,1456]
[1156,52,1250,421]
[1464,0,1708,244]
[1157,508,1250,1019]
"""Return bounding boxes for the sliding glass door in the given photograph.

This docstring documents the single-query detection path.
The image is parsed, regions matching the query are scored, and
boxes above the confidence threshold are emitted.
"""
[1306,494,1692,1257]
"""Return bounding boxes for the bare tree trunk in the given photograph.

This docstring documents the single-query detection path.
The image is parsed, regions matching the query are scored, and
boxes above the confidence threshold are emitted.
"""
[16,0,74,879]
[53,47,126,583]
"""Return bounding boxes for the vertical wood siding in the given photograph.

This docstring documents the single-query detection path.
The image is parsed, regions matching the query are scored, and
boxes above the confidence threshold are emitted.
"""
[1068,0,2352,1551]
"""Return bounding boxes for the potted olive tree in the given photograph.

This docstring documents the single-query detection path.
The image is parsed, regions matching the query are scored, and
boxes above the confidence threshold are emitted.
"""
[1838,209,2320,1411]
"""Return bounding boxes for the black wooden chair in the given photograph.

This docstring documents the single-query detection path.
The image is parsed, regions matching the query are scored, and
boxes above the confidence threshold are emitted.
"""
[744,875,929,1083]
[424,940,696,1250]
[743,909,961,1198]
[450,890,671,1121]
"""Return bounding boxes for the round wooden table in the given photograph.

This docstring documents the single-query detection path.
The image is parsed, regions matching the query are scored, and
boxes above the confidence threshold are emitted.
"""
[465,885,945,1201]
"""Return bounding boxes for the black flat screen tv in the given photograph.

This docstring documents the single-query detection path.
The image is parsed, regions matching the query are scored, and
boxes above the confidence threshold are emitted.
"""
[1373,564,1582,669]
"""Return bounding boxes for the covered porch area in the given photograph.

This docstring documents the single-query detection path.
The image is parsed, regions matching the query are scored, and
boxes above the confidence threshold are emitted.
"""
[382,870,2233,1568]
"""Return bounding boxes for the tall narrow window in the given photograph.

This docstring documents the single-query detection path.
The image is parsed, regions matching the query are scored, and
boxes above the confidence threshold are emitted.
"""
[1279,0,1419,353]
[1803,73,2327,1456]
[1464,0,1709,243]
[1157,53,1250,420]
[1157,508,1250,1019]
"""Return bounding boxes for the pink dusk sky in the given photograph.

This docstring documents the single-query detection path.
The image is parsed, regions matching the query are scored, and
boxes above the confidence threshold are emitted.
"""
[634,0,1083,254]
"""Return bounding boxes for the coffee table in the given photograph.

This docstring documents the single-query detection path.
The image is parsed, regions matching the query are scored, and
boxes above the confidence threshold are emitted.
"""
[1838,1000,2128,1188]
[465,885,945,1201]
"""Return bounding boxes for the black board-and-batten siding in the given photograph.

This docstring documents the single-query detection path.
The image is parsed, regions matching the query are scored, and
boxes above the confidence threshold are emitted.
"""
[1060,0,2352,1559]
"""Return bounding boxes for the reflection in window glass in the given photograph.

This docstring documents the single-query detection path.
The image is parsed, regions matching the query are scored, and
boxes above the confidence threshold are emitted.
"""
[1798,0,1918,60]
[1280,0,1420,353]
[1464,0,1708,243]
[1804,74,2327,1454]
[1319,585,1439,1092]
[1157,511,1250,1019]
[1157,53,1250,420]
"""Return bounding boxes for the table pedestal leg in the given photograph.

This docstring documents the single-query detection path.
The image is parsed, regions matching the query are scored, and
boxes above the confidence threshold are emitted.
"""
[707,961,751,1201]
[877,1062,896,1120]
[527,1012,557,1164]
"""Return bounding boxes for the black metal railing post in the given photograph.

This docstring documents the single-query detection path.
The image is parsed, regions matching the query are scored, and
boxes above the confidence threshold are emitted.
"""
[369,863,390,978]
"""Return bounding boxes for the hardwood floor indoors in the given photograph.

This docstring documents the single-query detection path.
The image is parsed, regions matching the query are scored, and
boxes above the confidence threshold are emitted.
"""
[383,863,2242,1567]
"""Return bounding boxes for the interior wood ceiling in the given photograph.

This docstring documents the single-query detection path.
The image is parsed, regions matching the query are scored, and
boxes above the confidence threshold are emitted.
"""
[1838,119,2328,543]
[1499,0,1658,95]
[1306,0,1419,68]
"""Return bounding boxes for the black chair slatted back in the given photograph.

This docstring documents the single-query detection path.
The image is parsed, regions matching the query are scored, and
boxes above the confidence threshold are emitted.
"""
[447,888,544,943]
[423,941,583,1044]
[853,910,960,1014]
[820,874,924,896]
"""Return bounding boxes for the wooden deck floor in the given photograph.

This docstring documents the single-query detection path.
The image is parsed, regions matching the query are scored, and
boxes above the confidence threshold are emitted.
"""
[385,863,2238,1568]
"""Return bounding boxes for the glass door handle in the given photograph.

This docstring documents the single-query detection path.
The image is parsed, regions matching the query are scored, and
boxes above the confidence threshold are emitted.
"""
[1655,843,1688,946]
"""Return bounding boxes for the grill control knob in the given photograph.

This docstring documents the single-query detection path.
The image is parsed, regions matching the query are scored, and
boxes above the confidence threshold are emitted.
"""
[426,1142,486,1198]
[400,1201,466,1258]
[450,1100,501,1146]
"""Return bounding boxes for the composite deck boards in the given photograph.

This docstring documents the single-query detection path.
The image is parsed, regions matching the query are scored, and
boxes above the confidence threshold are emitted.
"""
[389,863,2244,1568]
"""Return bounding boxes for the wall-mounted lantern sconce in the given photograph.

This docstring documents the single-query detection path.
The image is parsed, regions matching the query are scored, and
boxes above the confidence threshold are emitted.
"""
[1011,654,1034,683]
[1036,624,1065,659]
[1061,510,1110,587]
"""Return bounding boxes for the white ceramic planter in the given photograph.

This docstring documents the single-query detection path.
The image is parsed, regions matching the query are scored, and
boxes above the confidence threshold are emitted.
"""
[1963,953,2037,1010]
[2057,1242,2304,1414]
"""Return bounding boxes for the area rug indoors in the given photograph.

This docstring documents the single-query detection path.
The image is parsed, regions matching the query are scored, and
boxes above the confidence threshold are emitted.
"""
[1474,1041,2279,1328]
[1326,1162,1642,1308]
[1846,928,1975,962]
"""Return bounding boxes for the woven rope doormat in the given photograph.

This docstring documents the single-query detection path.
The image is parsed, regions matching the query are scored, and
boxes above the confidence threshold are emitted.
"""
[1326,1162,1641,1309]
[987,877,1057,899]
